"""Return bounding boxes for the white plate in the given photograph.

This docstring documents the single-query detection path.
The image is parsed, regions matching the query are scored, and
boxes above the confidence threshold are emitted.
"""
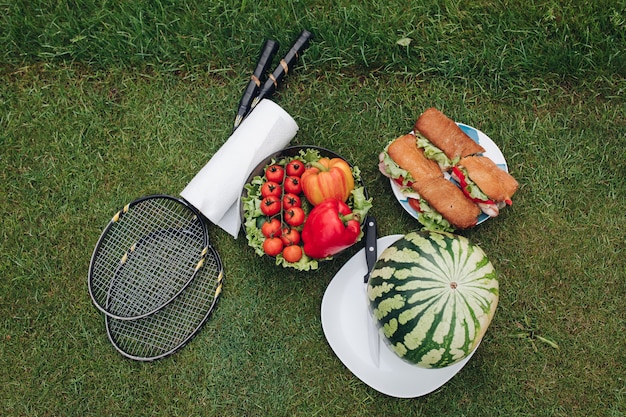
[321,235,477,398]
[390,123,509,226]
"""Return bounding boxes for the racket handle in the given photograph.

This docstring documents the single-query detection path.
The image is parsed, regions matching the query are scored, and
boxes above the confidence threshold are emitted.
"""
[251,29,313,108]
[233,39,280,131]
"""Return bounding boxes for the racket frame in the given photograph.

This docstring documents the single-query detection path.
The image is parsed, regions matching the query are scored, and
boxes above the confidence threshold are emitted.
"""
[88,194,209,320]
[105,245,224,361]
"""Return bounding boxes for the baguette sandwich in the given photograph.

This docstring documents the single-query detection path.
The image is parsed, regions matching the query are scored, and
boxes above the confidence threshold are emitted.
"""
[379,133,481,230]
[413,177,482,230]
[451,155,519,217]
[379,133,443,187]
[413,107,485,168]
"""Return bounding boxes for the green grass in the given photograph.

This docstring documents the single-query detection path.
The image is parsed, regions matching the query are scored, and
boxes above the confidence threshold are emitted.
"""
[1,1,625,416]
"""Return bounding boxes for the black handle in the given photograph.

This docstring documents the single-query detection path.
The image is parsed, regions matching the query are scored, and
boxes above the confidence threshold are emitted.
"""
[364,215,377,284]
[252,29,313,107]
[233,39,280,131]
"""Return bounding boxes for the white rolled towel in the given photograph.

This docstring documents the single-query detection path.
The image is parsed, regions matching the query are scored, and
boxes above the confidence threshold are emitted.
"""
[180,99,299,238]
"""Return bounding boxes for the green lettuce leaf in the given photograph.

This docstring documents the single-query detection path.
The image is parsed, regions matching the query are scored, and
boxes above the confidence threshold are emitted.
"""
[380,148,414,185]
[416,199,455,233]
[415,133,457,169]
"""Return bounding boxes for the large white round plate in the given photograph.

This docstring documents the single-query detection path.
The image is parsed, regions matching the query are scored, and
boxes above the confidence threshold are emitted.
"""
[390,123,509,226]
[321,234,478,398]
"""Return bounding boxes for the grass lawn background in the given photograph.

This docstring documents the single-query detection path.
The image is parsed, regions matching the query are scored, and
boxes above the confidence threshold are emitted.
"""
[1,1,624,416]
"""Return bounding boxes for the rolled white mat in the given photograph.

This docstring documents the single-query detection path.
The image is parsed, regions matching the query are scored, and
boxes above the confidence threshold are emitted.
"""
[181,99,299,238]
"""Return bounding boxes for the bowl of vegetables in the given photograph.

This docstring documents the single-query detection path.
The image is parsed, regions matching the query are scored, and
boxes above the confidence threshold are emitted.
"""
[241,146,372,271]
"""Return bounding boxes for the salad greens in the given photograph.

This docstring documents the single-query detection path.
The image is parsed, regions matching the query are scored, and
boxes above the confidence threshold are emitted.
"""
[415,132,457,169]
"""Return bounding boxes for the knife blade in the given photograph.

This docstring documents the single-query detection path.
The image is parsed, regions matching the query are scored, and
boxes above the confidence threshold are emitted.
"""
[363,215,380,367]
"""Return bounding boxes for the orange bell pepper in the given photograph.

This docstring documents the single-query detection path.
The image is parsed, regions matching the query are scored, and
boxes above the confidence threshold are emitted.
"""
[300,157,355,205]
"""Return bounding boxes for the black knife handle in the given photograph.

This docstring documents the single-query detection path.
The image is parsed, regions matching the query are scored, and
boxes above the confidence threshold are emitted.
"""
[364,215,377,283]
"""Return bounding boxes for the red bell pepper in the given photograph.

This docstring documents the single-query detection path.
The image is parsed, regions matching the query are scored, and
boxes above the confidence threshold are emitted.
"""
[301,199,361,259]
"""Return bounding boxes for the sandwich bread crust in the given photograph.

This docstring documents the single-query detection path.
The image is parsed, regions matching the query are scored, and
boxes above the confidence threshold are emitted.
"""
[414,107,485,160]
[387,133,443,182]
[459,155,519,203]
[413,177,481,229]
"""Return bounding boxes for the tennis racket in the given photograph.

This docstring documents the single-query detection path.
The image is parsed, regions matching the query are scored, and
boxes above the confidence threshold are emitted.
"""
[89,31,311,358]
[88,195,210,320]
[105,245,224,361]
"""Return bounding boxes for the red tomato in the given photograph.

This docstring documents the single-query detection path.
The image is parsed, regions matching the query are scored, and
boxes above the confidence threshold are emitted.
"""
[282,193,301,210]
[286,159,305,177]
[408,198,422,213]
[394,176,413,187]
[263,237,284,256]
[265,164,285,184]
[261,181,282,198]
[284,207,305,227]
[260,195,281,216]
[284,176,302,194]
[280,227,301,246]
[261,218,281,238]
[282,245,303,263]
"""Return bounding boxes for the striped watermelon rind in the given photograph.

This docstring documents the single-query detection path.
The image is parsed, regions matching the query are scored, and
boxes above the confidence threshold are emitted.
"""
[367,231,499,368]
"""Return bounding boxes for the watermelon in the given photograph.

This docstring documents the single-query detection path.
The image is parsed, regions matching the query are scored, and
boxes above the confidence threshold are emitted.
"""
[367,231,499,368]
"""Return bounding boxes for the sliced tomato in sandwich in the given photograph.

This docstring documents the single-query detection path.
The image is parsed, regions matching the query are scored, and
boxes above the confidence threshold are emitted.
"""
[451,166,504,217]
[393,176,414,188]
[408,197,422,213]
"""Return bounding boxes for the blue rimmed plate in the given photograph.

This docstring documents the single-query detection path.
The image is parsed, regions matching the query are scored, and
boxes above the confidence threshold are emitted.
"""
[390,123,508,226]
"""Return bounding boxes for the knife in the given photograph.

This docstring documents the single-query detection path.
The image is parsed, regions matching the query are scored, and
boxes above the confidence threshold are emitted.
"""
[363,215,380,367]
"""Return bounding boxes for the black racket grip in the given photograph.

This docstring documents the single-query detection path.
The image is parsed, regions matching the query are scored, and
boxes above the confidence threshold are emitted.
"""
[233,39,280,130]
[253,29,313,106]
[253,39,281,84]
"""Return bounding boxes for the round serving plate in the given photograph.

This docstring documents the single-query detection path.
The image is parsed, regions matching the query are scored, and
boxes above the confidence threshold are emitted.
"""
[390,123,509,226]
[321,234,478,398]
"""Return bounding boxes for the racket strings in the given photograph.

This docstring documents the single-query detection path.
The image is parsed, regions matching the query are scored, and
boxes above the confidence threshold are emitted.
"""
[106,247,224,360]
[90,196,208,319]
[106,229,204,317]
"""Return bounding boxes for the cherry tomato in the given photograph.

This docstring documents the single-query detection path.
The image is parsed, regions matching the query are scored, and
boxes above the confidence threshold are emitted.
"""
[263,237,284,256]
[261,181,282,198]
[261,218,282,238]
[265,164,285,184]
[282,193,301,210]
[282,244,303,263]
[280,227,301,246]
[284,207,305,227]
[283,176,302,194]
[260,195,281,216]
[286,159,305,177]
